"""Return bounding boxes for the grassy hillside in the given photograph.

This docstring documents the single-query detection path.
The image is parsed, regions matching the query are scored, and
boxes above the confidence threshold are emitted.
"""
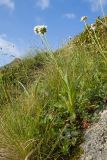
[0,53,47,106]
[0,16,107,160]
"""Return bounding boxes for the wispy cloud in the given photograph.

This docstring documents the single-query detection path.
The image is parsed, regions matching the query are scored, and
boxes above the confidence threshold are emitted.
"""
[0,0,15,11]
[0,35,20,58]
[84,0,107,12]
[36,0,50,10]
[35,16,43,23]
[63,13,76,19]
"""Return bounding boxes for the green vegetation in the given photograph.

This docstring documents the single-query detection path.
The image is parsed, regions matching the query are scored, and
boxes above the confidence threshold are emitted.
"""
[0,17,107,160]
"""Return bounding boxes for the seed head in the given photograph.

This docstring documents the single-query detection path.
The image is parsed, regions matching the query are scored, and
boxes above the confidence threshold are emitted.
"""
[81,16,88,22]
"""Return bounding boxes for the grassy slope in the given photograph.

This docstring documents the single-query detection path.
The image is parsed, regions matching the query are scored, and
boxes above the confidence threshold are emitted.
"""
[0,17,107,160]
[0,53,47,106]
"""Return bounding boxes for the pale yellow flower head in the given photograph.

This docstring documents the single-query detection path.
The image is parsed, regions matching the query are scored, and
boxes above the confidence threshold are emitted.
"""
[34,25,47,35]
[91,24,96,31]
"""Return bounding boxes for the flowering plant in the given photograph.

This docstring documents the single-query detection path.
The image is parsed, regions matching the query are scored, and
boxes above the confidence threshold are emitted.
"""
[91,24,96,31]
[81,16,88,22]
[34,25,47,35]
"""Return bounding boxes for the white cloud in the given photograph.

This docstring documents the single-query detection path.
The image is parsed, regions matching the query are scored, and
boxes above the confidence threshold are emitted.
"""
[0,0,15,11]
[84,0,107,12]
[0,35,20,58]
[63,13,76,19]
[36,0,50,10]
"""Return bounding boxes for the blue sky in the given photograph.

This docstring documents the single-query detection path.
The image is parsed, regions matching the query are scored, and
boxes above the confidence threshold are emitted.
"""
[0,0,107,66]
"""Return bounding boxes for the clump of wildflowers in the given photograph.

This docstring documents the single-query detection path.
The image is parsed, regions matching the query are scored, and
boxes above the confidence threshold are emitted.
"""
[91,24,96,31]
[81,16,88,22]
[34,25,47,35]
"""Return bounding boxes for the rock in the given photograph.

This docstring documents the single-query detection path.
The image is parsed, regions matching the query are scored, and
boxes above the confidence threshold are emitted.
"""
[80,110,107,160]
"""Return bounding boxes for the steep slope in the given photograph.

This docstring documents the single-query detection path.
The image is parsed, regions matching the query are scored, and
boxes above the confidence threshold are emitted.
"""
[0,16,107,160]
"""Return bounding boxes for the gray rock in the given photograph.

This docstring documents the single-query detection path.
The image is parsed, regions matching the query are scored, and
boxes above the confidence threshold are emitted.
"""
[80,110,107,160]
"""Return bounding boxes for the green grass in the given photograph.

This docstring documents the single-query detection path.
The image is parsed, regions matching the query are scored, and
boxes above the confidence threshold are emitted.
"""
[0,52,47,106]
[0,16,107,160]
